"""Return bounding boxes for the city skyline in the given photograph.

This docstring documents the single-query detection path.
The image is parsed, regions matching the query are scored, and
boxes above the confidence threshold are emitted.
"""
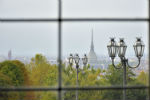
[0,23,148,57]
[0,26,148,56]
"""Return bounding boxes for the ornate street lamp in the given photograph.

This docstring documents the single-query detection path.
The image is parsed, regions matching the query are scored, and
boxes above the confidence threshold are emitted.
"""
[107,38,118,60]
[74,54,80,69]
[118,38,127,58]
[82,54,88,67]
[133,37,145,59]
[68,53,88,100]
[68,54,74,66]
[68,53,88,67]
[107,37,145,100]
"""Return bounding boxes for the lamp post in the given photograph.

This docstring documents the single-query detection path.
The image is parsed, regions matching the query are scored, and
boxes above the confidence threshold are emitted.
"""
[107,37,145,100]
[82,54,88,67]
[68,53,88,100]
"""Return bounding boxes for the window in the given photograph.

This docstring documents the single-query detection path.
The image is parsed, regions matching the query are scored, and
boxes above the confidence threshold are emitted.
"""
[0,0,149,100]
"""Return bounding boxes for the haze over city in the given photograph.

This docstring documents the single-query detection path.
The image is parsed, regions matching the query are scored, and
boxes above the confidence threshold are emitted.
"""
[0,0,148,57]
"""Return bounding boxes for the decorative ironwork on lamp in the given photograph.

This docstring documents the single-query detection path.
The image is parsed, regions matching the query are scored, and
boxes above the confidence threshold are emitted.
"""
[107,37,145,68]
[68,54,74,66]
[82,54,88,66]
[107,37,145,100]
[68,53,88,100]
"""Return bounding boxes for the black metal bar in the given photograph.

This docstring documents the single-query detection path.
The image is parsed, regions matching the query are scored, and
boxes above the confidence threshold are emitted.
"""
[123,63,126,100]
[76,68,79,100]
[0,18,149,22]
[62,86,148,91]
[0,87,58,92]
[58,0,62,100]
[62,18,149,22]
[148,0,150,100]
[0,86,148,92]
[0,18,58,22]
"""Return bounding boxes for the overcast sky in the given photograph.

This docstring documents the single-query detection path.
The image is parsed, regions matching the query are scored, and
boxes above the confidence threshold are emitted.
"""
[0,0,148,57]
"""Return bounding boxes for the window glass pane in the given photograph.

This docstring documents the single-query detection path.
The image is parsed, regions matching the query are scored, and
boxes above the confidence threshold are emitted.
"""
[0,23,58,87]
[0,0,58,18]
[0,91,57,100]
[62,22,148,87]
[62,0,148,18]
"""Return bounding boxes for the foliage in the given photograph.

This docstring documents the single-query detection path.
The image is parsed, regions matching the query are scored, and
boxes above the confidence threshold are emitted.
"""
[0,72,12,86]
[0,60,28,100]
[0,61,24,86]
[12,60,30,86]
[0,54,148,100]
[137,71,148,85]
[26,54,57,100]
[101,64,147,100]
[0,72,13,100]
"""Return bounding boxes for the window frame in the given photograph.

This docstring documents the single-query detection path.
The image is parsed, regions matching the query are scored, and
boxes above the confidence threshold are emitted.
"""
[0,0,149,100]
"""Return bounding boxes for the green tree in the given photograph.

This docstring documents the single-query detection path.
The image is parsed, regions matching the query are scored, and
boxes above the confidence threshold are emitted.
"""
[27,54,57,100]
[101,64,147,100]
[0,60,28,100]
[12,60,30,86]
[63,64,104,100]
[0,61,24,86]
[12,60,33,100]
[0,72,13,100]
[137,71,148,85]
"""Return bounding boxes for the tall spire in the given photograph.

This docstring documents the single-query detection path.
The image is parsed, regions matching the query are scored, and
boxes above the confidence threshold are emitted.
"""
[8,49,12,60]
[90,29,94,51]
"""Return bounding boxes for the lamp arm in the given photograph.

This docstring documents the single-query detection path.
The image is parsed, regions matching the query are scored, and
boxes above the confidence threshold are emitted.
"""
[126,58,141,68]
[112,58,123,69]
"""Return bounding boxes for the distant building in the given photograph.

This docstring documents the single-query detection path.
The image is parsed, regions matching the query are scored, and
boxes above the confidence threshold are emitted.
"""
[88,30,101,69]
[65,29,103,69]
[8,50,12,60]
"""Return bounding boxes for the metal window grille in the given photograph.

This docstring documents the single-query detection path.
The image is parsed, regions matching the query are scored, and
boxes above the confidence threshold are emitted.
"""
[0,0,149,100]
